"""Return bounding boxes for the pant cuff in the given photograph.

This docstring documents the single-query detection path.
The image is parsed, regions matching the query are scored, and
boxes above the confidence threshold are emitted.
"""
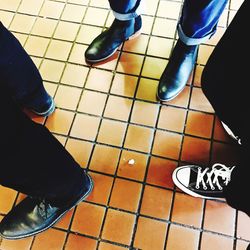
[112,4,143,21]
[177,24,214,46]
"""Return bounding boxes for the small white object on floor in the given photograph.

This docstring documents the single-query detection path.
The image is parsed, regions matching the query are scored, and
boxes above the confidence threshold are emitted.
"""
[128,159,135,165]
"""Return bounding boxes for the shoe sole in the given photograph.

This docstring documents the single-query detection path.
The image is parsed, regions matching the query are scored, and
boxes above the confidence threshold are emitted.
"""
[85,28,142,64]
[31,99,56,117]
[172,167,223,200]
[0,173,94,240]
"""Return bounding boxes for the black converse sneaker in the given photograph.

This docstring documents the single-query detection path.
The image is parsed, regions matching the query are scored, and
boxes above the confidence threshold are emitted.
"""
[172,163,236,199]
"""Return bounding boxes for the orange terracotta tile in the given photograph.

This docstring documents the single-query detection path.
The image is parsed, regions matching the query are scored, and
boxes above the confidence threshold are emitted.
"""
[70,113,101,140]
[166,224,200,250]
[85,68,113,92]
[61,4,86,23]
[117,52,144,76]
[197,44,214,65]
[31,228,66,250]
[102,209,136,245]
[89,144,120,175]
[152,17,177,38]
[211,141,240,166]
[78,90,107,116]
[95,51,120,71]
[142,56,168,79]
[45,109,75,135]
[99,242,127,250]
[152,130,182,160]
[97,119,127,147]
[110,178,142,212]
[189,87,214,113]
[158,106,187,133]
[54,21,79,41]
[185,110,214,139]
[131,100,159,127]
[86,172,113,205]
[146,156,177,189]
[204,200,236,236]
[147,37,173,58]
[200,232,234,250]
[136,77,158,102]
[171,192,203,228]
[104,95,133,122]
[0,236,33,250]
[110,73,138,98]
[54,209,74,230]
[117,150,148,181]
[193,65,204,87]
[181,136,211,165]
[123,34,149,54]
[124,124,154,153]
[65,139,93,168]
[134,216,167,250]
[237,211,250,241]
[54,85,81,111]
[71,202,105,237]
[140,185,173,220]
[166,85,191,108]
[65,234,97,250]
[61,64,89,87]
[0,186,17,214]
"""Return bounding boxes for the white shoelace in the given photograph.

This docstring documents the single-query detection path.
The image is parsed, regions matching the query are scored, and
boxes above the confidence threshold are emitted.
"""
[196,163,236,190]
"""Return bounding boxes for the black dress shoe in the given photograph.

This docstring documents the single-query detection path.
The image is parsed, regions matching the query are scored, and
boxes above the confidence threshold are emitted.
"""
[85,15,142,63]
[0,173,93,239]
[157,39,198,101]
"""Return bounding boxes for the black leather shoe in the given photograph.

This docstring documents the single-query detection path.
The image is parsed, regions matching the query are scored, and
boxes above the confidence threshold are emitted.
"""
[85,15,142,63]
[0,173,93,239]
[157,40,198,101]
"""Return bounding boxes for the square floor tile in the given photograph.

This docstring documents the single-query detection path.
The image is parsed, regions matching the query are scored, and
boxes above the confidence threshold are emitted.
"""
[136,77,158,102]
[152,18,177,38]
[40,1,64,19]
[123,34,149,55]
[76,25,102,44]
[54,21,80,41]
[19,0,43,15]
[31,17,57,37]
[157,1,182,19]
[237,211,250,241]
[83,7,108,26]
[0,0,20,11]
[65,234,97,250]
[46,40,72,61]
[24,36,50,57]
[110,178,142,212]
[70,113,100,140]
[61,4,86,23]
[0,186,17,214]
[40,59,65,82]
[10,14,35,33]
[147,37,173,58]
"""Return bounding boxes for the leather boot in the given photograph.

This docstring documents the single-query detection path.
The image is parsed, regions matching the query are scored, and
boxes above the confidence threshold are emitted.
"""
[0,173,93,239]
[85,15,142,63]
[157,39,198,101]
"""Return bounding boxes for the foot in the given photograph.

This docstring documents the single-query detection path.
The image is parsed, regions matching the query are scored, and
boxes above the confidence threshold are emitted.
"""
[85,15,142,63]
[0,173,93,239]
[157,39,198,101]
[172,164,236,199]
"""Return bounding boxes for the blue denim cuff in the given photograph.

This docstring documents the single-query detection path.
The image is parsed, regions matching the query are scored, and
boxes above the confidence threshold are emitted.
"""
[178,24,214,45]
[111,4,143,21]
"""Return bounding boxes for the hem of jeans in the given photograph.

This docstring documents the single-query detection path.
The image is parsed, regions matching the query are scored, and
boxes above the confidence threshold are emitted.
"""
[177,24,214,46]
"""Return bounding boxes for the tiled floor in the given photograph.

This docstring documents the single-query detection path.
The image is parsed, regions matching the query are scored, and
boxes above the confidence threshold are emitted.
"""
[0,0,249,249]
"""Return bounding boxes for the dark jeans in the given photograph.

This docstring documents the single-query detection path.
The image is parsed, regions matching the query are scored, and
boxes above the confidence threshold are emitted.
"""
[201,0,249,216]
[109,0,227,43]
[0,26,84,206]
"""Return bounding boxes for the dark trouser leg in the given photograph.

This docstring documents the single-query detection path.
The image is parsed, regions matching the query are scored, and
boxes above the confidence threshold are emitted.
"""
[201,0,250,215]
[108,0,141,15]
[0,84,85,206]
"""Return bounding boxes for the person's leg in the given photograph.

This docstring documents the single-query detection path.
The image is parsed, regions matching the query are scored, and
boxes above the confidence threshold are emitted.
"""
[0,22,55,116]
[0,85,93,239]
[157,0,228,101]
[84,0,142,63]
[201,0,249,215]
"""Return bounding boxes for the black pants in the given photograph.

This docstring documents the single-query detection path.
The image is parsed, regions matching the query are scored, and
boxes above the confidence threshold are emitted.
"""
[201,0,249,216]
[0,25,84,206]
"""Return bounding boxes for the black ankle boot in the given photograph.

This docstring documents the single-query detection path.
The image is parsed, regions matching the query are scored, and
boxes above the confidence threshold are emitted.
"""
[85,15,142,63]
[157,40,198,101]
